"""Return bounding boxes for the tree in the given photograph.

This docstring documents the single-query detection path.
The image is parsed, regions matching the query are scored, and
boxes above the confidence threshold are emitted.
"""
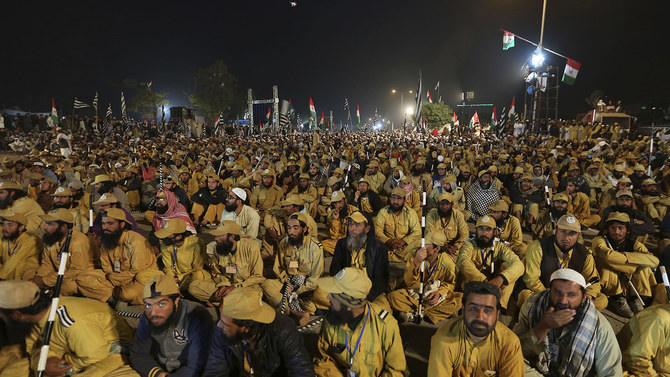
[128,88,169,120]
[188,60,244,121]
[421,102,454,130]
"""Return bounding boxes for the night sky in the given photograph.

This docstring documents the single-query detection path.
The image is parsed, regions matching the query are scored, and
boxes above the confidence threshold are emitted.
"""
[2,0,669,124]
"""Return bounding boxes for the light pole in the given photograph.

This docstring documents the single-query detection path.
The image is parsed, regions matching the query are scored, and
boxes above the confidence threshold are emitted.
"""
[391,89,413,128]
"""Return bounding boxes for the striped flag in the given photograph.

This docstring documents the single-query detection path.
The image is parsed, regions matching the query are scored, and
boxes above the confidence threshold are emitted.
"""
[74,98,90,109]
[491,106,498,130]
[265,106,271,122]
[343,98,351,132]
[92,92,98,112]
[356,105,360,128]
[309,97,316,128]
[499,106,507,131]
[106,103,112,118]
[427,90,433,104]
[121,92,127,121]
[414,70,423,124]
[319,111,324,129]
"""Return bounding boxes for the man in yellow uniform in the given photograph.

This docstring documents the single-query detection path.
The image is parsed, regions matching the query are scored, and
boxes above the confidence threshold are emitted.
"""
[0,213,40,280]
[154,218,206,292]
[250,169,284,213]
[409,157,433,195]
[428,281,524,377]
[398,176,422,219]
[220,187,260,238]
[0,280,138,377]
[619,304,670,376]
[425,190,470,261]
[636,178,670,223]
[313,268,407,376]
[261,213,324,326]
[288,173,319,219]
[27,209,94,296]
[592,212,658,318]
[51,186,89,233]
[532,192,571,240]
[487,199,527,259]
[188,221,265,305]
[177,167,199,198]
[0,180,45,234]
[565,179,601,228]
[321,190,358,255]
[456,215,524,310]
[374,187,421,262]
[520,214,607,310]
[77,208,162,305]
[190,175,226,226]
[364,160,386,193]
[388,231,461,323]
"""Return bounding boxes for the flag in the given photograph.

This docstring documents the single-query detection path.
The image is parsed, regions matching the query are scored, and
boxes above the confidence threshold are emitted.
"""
[509,97,516,119]
[147,80,152,88]
[309,97,316,128]
[469,112,479,128]
[265,106,271,122]
[73,98,90,109]
[491,106,498,130]
[452,112,459,127]
[502,30,515,50]
[414,70,423,124]
[319,111,324,129]
[435,81,440,91]
[51,98,59,131]
[106,103,112,118]
[427,90,433,104]
[499,106,507,129]
[343,98,352,132]
[356,105,361,128]
[562,59,581,85]
[121,92,127,121]
[92,92,98,113]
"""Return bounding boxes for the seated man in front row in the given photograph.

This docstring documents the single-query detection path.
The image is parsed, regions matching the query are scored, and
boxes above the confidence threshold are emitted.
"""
[619,304,670,376]
[428,281,524,376]
[514,269,622,377]
[374,187,421,262]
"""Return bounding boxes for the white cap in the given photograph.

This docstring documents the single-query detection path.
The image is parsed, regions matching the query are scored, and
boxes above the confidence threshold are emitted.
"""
[231,187,247,201]
[550,268,586,289]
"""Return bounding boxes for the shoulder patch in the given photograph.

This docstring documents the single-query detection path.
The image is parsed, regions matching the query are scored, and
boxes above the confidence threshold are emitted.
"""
[378,309,389,320]
[56,306,75,328]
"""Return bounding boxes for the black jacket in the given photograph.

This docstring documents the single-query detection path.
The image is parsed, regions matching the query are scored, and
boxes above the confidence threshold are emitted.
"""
[203,314,314,377]
[354,189,383,217]
[330,215,390,301]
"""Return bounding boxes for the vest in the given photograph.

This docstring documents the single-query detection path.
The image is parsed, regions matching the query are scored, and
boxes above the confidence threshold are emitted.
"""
[539,236,588,288]
[150,299,204,372]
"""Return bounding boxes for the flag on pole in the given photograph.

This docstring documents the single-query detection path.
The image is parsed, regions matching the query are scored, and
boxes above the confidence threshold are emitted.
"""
[509,97,516,120]
[106,103,112,118]
[92,92,98,113]
[502,30,515,50]
[51,98,59,132]
[469,112,480,128]
[427,90,433,103]
[435,81,440,91]
[309,97,316,128]
[121,92,127,121]
[319,111,324,129]
[414,70,423,124]
[562,59,581,85]
[73,98,90,109]
[491,106,498,130]
[265,106,271,122]
[499,106,507,129]
[356,105,360,128]
[452,112,459,128]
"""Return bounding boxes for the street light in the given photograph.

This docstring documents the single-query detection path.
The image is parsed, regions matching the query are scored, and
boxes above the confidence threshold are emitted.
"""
[406,106,414,115]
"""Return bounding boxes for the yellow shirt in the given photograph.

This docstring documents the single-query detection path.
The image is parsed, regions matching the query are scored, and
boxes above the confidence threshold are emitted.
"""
[314,303,407,377]
[428,318,525,377]
[160,235,205,281]
[273,235,324,295]
[326,205,359,241]
[374,206,421,246]
[425,208,469,250]
[205,238,265,288]
[9,196,45,234]
[250,184,284,211]
[457,240,524,287]
[621,304,670,376]
[36,230,95,287]
[403,251,456,297]
[591,236,658,274]
[0,231,41,280]
[99,230,158,286]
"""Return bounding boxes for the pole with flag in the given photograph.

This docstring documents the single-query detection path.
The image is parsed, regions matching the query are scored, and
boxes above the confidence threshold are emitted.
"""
[435,81,440,103]
[491,106,498,132]
[509,97,516,121]
[469,112,480,129]
[343,98,352,132]
[414,70,423,127]
[452,112,459,135]
[121,92,127,123]
[356,105,360,130]
[265,106,271,126]
[50,99,59,132]
[319,111,324,130]
[106,103,112,119]
[73,98,90,110]
[427,90,433,104]
[562,59,581,85]
[502,30,515,50]
[309,97,316,130]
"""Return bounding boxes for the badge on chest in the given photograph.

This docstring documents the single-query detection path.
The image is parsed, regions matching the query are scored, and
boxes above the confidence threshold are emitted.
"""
[288,260,299,269]
[225,266,238,274]
[114,260,121,272]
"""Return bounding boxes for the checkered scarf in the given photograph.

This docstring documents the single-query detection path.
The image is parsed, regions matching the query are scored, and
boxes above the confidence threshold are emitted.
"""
[467,180,500,219]
[527,289,598,377]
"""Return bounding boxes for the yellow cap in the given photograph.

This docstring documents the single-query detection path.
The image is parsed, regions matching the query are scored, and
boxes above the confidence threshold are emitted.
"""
[318,268,371,306]
[40,208,73,223]
[390,187,406,198]
[330,190,345,203]
[281,195,303,207]
[556,214,581,232]
[93,193,119,205]
[101,208,130,224]
[90,174,112,185]
[346,211,368,224]
[476,215,496,228]
[52,187,73,197]
[154,218,187,239]
[634,164,645,172]
[210,220,241,236]
[426,231,447,246]
[288,212,309,225]
[616,189,633,198]
[606,211,630,224]
[0,181,23,190]
[438,192,454,203]
[221,287,275,324]
[488,199,509,212]
[0,280,40,309]
[143,275,179,299]
[0,212,27,226]
[642,179,657,186]
[553,192,569,202]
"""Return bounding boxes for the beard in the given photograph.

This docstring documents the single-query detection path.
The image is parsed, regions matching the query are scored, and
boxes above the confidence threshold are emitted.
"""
[390,202,403,213]
[215,240,234,256]
[263,181,273,189]
[411,166,424,175]
[288,233,304,247]
[494,216,505,228]
[156,203,168,215]
[465,317,494,338]
[437,207,453,218]
[325,304,354,326]
[148,306,179,332]
[550,206,567,218]
[612,204,632,215]
[480,181,492,190]
[225,202,238,212]
[101,228,123,249]
[0,195,13,210]
[476,235,493,248]
[346,233,367,253]
[51,201,70,209]
[297,184,308,193]
[43,228,65,246]
[3,228,20,241]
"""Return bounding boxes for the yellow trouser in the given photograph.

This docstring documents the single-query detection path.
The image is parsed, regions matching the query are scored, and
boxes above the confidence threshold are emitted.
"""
[652,283,670,305]
[321,238,338,255]
[599,266,656,297]
[23,269,80,296]
[518,288,608,311]
[578,213,601,228]
[644,201,669,220]
[387,289,462,323]
[512,203,539,220]
[192,202,224,224]
[260,278,316,314]
[0,354,139,377]
[77,269,163,305]
[388,240,421,263]
[126,190,140,208]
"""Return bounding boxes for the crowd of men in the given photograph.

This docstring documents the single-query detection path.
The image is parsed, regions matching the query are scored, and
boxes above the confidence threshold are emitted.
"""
[0,119,669,376]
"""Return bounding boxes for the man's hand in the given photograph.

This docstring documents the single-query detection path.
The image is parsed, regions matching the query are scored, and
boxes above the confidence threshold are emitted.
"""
[354,191,361,202]
[445,244,459,255]
[30,276,45,289]
[541,307,576,330]
[214,286,235,301]
[45,357,72,377]
[332,210,340,221]
[413,247,427,269]
[385,239,396,250]
[487,276,504,288]
[424,291,440,306]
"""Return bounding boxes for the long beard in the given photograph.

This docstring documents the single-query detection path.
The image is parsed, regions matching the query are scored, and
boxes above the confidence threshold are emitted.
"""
[297,185,308,193]
[216,240,234,256]
[149,306,179,332]
[51,202,70,209]
[437,207,452,218]
[346,233,367,253]
[411,166,423,175]
[480,181,492,190]
[288,233,304,247]
[43,229,65,246]
[225,202,237,212]
[101,228,123,249]
[476,235,493,248]
[156,204,168,214]
[550,206,567,218]
[0,195,13,210]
